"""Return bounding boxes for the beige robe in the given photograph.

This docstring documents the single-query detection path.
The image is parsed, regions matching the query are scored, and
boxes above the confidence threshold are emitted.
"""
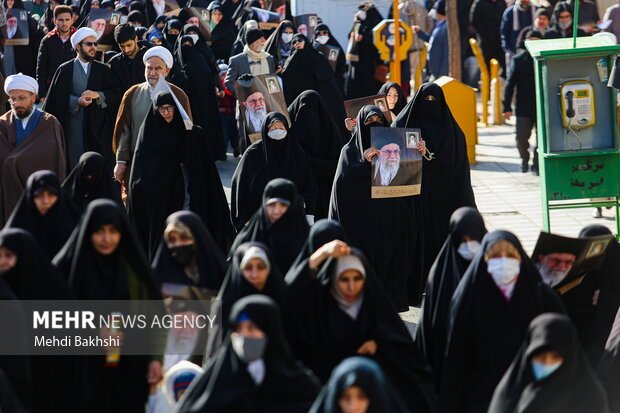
[0,110,66,223]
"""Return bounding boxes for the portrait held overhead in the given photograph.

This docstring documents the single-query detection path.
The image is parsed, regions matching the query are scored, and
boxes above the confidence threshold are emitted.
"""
[0,0,618,412]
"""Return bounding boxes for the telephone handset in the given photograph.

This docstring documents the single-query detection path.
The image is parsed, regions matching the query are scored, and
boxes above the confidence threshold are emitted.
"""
[560,80,595,130]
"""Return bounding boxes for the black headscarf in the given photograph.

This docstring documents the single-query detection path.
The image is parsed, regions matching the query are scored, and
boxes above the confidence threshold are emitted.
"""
[329,106,421,311]
[489,313,610,413]
[178,294,321,413]
[311,22,346,94]
[61,151,122,215]
[309,357,409,413]
[598,307,620,412]
[230,112,317,231]
[281,33,347,132]
[163,19,182,50]
[151,211,227,291]
[264,20,295,67]
[0,228,74,300]
[394,82,477,286]
[312,23,345,52]
[204,241,285,357]
[230,178,309,275]
[5,170,77,259]
[53,199,159,300]
[562,224,620,365]
[415,206,486,381]
[287,90,345,219]
[283,247,436,412]
[285,219,347,281]
[378,81,406,117]
[208,2,236,61]
[439,230,565,412]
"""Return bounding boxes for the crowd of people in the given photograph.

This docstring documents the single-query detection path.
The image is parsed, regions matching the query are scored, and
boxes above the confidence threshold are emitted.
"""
[0,0,618,411]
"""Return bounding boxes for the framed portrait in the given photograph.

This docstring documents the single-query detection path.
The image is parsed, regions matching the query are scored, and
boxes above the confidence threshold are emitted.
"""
[328,48,338,61]
[370,127,423,198]
[172,7,211,42]
[234,74,290,144]
[4,8,29,46]
[201,9,210,22]
[294,14,318,40]
[406,130,421,149]
[586,238,611,258]
[87,8,118,50]
[110,13,120,25]
[344,94,392,123]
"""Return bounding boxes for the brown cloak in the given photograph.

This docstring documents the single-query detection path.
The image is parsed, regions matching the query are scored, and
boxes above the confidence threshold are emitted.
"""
[0,110,66,224]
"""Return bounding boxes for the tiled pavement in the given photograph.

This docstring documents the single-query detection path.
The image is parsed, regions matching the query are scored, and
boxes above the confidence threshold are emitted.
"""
[215,120,618,332]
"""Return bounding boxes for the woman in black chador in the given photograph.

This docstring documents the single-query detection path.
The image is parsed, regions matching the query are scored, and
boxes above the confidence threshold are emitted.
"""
[127,91,234,259]
[177,295,321,413]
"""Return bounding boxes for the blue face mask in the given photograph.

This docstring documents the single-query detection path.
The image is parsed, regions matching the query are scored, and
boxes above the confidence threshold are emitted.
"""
[531,360,562,380]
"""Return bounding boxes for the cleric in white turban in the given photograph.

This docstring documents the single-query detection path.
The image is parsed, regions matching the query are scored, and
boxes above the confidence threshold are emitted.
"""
[0,73,66,223]
[42,23,122,170]
[112,45,192,185]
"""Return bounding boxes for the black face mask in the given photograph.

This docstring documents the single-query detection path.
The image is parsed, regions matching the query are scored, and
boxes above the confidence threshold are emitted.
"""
[365,121,383,128]
[170,245,195,267]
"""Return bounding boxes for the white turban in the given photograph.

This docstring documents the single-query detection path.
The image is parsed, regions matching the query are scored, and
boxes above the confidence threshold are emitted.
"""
[71,27,98,49]
[143,46,174,69]
[4,73,38,95]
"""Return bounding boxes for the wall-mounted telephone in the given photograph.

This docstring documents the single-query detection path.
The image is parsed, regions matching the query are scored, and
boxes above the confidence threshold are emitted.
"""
[560,81,595,130]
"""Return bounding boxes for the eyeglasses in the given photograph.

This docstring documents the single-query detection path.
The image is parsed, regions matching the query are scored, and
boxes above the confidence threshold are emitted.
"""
[157,106,175,114]
[247,97,265,105]
[81,41,98,47]
[381,149,401,156]
[8,96,30,104]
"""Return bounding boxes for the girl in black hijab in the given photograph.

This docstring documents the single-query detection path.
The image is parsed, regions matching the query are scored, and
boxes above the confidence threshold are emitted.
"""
[284,246,436,412]
[312,23,346,94]
[127,91,234,259]
[152,210,227,293]
[309,357,409,413]
[378,81,406,118]
[230,178,309,275]
[208,2,236,61]
[598,308,620,412]
[561,224,620,365]
[178,295,321,413]
[288,90,345,220]
[61,151,122,216]
[230,112,316,231]
[173,33,227,161]
[394,82,477,287]
[344,2,383,99]
[329,105,424,310]
[489,313,609,412]
[52,199,161,412]
[264,20,296,68]
[415,206,486,381]
[439,230,564,413]
[206,241,285,358]
[281,34,347,126]
[5,170,77,259]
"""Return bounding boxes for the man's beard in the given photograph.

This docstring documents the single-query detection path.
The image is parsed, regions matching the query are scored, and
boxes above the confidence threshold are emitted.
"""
[246,106,267,131]
[376,158,400,185]
[536,263,569,287]
[79,50,95,62]
[14,105,33,119]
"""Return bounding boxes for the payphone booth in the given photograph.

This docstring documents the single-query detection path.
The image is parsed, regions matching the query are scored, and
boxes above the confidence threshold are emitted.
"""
[525,36,620,236]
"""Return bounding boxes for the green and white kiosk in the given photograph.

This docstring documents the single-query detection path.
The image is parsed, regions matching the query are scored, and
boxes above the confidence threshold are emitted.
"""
[526,34,620,236]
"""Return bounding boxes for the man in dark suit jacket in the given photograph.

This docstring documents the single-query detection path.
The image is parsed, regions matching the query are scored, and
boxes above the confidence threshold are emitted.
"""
[224,28,276,151]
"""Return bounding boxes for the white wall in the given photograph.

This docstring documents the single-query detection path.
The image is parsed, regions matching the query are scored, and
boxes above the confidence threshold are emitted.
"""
[291,0,393,49]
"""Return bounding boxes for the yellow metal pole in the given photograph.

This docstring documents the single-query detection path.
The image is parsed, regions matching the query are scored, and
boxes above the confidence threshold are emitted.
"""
[415,42,427,93]
[391,0,401,85]
[469,38,489,126]
[490,58,502,125]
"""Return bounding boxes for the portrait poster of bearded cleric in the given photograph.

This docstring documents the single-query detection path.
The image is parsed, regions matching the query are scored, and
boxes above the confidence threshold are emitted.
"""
[532,231,613,294]
[344,94,392,123]
[87,9,119,50]
[234,74,290,144]
[4,9,29,46]
[370,127,422,198]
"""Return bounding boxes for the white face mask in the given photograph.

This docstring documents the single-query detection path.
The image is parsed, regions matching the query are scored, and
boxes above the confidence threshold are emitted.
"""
[356,10,367,21]
[267,129,287,140]
[558,20,572,30]
[457,240,481,261]
[187,34,199,44]
[487,257,520,286]
[316,35,329,45]
[281,33,293,43]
